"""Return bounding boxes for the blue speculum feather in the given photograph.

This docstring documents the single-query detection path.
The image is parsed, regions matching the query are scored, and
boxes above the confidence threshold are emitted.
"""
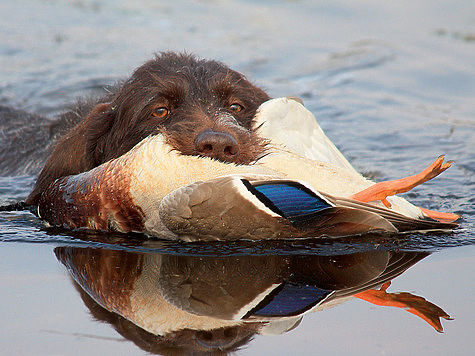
[253,183,332,219]
[250,282,332,317]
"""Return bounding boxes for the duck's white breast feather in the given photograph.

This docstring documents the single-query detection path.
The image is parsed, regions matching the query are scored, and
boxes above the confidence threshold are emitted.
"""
[254,97,424,219]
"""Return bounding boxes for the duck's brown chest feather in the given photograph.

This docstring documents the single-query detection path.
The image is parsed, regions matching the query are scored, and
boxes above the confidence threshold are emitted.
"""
[38,158,145,233]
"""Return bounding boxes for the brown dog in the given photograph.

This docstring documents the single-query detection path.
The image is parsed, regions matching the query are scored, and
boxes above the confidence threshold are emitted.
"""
[27,52,270,205]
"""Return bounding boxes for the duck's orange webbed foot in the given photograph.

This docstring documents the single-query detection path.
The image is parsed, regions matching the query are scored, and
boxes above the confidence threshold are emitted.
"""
[350,155,453,209]
[354,282,452,332]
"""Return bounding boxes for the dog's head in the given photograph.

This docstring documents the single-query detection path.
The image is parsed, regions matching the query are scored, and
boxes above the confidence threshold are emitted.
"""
[86,52,271,165]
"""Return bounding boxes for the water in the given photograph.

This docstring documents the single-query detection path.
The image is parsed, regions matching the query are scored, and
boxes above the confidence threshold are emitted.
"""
[1,0,474,354]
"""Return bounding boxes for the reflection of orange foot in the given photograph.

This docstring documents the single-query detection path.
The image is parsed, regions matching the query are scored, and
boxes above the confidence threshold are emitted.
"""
[355,282,452,332]
[350,155,453,208]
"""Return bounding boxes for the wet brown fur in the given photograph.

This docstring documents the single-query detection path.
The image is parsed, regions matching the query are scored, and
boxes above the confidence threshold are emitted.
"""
[27,52,270,205]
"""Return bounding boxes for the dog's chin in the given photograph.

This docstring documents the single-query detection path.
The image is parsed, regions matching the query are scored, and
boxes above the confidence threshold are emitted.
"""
[194,152,257,166]
[182,146,267,165]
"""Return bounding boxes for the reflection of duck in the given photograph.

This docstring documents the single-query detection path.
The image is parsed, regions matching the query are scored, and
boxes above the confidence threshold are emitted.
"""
[38,98,459,240]
[55,245,451,353]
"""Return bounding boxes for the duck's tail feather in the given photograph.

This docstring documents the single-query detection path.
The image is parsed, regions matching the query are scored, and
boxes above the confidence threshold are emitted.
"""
[321,193,459,233]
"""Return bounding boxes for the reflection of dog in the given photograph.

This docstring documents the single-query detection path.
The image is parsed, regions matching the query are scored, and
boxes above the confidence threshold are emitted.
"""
[26,52,270,205]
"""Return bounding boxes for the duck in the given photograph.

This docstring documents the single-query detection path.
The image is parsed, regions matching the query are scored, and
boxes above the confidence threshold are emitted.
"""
[37,98,459,240]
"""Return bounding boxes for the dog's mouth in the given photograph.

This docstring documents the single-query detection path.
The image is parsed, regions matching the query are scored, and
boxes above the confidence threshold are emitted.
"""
[193,127,271,165]
[161,128,268,166]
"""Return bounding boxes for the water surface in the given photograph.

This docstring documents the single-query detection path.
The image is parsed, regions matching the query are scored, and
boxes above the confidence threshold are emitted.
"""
[1,0,474,355]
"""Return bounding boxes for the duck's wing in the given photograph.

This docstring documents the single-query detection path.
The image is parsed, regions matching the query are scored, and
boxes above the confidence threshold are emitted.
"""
[254,97,358,174]
[157,176,456,241]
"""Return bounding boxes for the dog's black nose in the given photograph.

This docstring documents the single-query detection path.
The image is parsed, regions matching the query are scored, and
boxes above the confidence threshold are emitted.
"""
[195,129,239,161]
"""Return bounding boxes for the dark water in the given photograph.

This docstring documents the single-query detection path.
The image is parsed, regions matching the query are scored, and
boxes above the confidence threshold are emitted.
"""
[1,0,474,355]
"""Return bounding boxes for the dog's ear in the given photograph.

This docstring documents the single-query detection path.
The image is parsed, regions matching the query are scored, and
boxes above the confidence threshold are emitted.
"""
[26,103,115,205]
[84,103,116,166]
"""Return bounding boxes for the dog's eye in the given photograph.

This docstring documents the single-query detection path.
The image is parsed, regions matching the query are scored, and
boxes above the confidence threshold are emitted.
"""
[229,103,243,113]
[152,107,169,119]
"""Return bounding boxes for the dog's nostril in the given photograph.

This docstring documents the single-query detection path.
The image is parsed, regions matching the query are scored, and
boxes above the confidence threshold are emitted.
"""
[224,145,235,155]
[202,144,213,153]
[195,129,239,160]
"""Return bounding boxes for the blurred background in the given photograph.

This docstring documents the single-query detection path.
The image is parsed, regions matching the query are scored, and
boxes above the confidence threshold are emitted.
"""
[0,0,474,355]
[1,0,473,175]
